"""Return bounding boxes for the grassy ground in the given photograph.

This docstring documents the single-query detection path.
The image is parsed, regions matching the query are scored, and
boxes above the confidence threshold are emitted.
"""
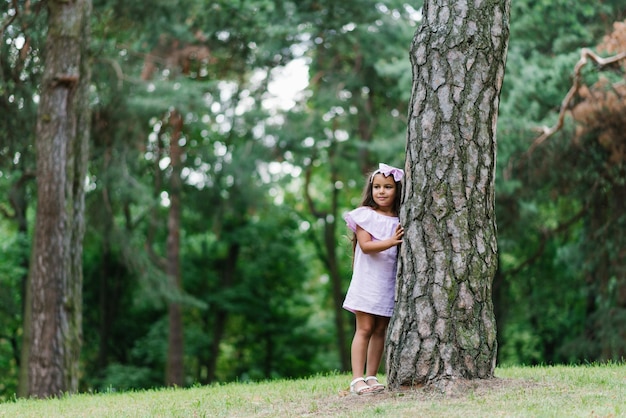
[0,364,624,417]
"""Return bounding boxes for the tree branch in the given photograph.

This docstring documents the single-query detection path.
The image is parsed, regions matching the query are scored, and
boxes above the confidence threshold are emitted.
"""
[0,0,19,43]
[527,48,626,156]
[505,48,626,181]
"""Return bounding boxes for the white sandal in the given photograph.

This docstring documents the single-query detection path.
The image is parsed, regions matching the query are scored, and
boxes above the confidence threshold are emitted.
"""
[350,377,376,395]
[364,376,385,392]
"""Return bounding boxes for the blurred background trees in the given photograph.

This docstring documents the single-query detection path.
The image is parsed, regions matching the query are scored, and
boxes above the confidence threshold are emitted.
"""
[495,0,626,365]
[0,0,624,398]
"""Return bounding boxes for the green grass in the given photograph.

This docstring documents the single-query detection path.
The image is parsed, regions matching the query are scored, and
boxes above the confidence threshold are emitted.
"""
[0,364,624,417]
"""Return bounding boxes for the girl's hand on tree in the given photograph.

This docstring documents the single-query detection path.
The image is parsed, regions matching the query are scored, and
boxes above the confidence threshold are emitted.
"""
[390,224,404,247]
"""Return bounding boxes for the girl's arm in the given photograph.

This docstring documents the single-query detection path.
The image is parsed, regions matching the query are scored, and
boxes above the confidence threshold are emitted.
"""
[355,224,404,254]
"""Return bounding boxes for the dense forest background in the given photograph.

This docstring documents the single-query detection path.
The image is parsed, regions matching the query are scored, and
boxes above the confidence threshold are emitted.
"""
[1,0,625,399]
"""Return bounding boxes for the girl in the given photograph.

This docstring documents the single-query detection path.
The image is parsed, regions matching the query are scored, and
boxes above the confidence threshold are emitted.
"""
[343,163,404,395]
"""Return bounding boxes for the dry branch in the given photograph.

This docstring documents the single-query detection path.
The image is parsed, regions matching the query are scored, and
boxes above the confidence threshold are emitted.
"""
[504,48,626,180]
[526,48,626,156]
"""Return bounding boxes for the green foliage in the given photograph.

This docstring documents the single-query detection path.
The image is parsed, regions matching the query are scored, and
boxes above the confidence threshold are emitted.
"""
[76,0,337,392]
[496,0,626,365]
[510,0,621,56]
[0,3,43,399]
[0,221,29,401]
[179,203,323,383]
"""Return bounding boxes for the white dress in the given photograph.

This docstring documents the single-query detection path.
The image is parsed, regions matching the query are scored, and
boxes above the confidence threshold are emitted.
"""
[342,206,400,317]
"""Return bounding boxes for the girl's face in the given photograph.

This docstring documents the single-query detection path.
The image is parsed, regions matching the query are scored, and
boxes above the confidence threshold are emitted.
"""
[371,174,397,211]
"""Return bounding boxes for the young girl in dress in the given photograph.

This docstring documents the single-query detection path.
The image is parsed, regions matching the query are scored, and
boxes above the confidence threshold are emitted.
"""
[343,163,404,395]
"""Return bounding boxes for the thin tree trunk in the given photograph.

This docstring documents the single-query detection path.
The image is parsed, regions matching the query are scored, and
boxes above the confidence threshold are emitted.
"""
[97,144,114,372]
[21,0,91,398]
[304,160,350,371]
[325,167,350,371]
[386,0,510,391]
[206,242,240,383]
[586,183,626,360]
[206,310,226,384]
[166,110,185,386]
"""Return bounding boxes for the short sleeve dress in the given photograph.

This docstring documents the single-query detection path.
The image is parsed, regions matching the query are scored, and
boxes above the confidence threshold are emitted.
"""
[342,206,400,317]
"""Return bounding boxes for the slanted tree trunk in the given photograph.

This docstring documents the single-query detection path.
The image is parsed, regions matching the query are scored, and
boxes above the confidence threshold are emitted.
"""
[386,0,510,390]
[20,0,92,398]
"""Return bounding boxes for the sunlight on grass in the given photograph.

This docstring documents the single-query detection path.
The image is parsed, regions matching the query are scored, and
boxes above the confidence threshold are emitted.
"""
[0,365,624,417]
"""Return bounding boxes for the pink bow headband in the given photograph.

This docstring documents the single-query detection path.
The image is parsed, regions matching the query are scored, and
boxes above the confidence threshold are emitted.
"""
[370,163,404,182]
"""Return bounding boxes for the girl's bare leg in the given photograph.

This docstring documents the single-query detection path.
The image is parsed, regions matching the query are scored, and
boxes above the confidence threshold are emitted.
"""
[350,311,375,392]
[365,315,390,380]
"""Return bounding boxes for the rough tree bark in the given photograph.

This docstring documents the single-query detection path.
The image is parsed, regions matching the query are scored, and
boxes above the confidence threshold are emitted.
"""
[20,0,92,398]
[386,0,510,391]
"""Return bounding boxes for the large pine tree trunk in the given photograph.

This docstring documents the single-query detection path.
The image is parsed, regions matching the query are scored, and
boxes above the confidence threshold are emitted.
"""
[386,0,510,390]
[20,0,91,398]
